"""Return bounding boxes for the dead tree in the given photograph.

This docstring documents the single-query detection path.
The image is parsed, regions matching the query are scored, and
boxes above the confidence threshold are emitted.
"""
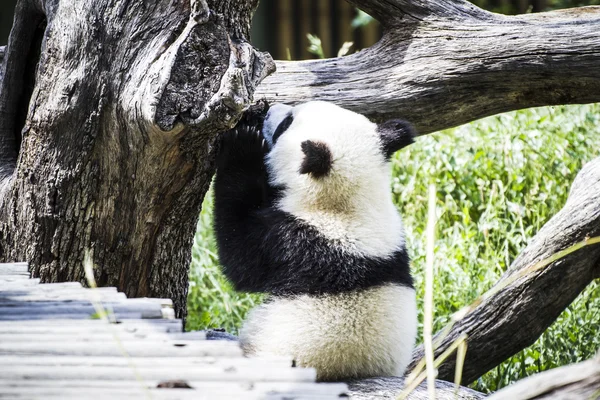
[0,0,274,317]
[0,0,599,393]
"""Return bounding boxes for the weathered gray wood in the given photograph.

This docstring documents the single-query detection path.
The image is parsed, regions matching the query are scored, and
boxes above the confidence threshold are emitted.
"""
[0,261,28,275]
[0,299,165,318]
[0,355,292,368]
[0,281,81,289]
[0,313,155,320]
[0,0,274,319]
[0,380,349,399]
[0,354,292,372]
[0,387,343,400]
[0,364,317,382]
[488,353,600,399]
[0,332,208,342]
[0,278,40,287]
[256,1,600,135]
[0,271,349,399]
[0,340,244,357]
[0,380,347,394]
[0,288,127,301]
[348,377,484,399]
[0,318,183,333]
[0,275,30,282]
[410,157,600,383]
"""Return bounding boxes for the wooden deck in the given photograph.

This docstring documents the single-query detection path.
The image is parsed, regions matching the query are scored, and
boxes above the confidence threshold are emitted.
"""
[0,262,347,399]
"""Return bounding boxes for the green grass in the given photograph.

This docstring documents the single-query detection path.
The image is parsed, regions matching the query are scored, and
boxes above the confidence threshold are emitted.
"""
[186,104,600,392]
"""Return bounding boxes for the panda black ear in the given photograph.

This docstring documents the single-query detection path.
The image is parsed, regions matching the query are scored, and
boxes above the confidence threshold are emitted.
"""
[377,119,416,158]
[299,140,333,178]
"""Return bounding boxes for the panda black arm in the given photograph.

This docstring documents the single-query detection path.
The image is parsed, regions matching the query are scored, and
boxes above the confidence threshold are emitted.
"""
[213,124,278,290]
[213,125,270,222]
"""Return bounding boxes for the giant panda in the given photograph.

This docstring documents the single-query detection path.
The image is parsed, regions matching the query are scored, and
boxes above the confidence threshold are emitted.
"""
[213,101,417,382]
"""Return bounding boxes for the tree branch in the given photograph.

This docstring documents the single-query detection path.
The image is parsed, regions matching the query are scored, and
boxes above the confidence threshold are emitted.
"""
[255,3,600,135]
[347,0,492,24]
[487,352,600,400]
[349,377,484,399]
[410,157,600,384]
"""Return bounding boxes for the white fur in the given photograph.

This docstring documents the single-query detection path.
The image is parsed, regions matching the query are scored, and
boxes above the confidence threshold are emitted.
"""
[266,101,405,258]
[240,284,417,381]
[262,103,293,145]
[245,101,416,381]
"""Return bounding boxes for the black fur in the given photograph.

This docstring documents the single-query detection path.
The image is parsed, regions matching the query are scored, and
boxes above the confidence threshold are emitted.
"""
[299,140,333,178]
[214,115,413,296]
[272,113,294,144]
[377,119,416,159]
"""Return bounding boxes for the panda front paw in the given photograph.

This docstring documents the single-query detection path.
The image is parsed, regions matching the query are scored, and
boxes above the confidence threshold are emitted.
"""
[217,124,270,170]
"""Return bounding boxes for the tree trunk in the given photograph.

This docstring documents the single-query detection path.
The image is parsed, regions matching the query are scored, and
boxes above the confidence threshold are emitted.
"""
[0,0,274,318]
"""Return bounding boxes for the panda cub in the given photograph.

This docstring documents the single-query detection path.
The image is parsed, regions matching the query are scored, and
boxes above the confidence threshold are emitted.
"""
[214,101,417,381]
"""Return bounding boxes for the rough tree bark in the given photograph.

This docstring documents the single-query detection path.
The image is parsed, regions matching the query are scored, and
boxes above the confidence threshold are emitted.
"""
[0,0,274,317]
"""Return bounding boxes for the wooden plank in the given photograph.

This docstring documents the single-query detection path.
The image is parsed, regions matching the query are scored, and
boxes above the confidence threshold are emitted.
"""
[0,275,31,282]
[0,380,347,395]
[0,364,317,382]
[0,326,192,342]
[0,278,40,287]
[0,355,290,368]
[2,285,119,294]
[0,387,341,400]
[0,299,164,317]
[0,288,127,302]
[0,330,206,342]
[0,273,30,280]
[0,281,80,289]
[0,266,348,399]
[0,262,29,275]
[0,317,181,328]
[0,319,183,333]
[0,340,244,357]
[0,312,151,320]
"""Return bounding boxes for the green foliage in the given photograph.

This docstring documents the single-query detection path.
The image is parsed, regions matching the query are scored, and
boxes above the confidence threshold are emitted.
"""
[187,104,600,391]
[306,33,325,59]
[393,104,600,392]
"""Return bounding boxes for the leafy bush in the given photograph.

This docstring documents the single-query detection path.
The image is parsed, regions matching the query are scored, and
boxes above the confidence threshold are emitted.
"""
[186,104,600,391]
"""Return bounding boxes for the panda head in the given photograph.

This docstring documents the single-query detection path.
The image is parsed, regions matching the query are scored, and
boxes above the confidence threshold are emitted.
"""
[262,101,415,213]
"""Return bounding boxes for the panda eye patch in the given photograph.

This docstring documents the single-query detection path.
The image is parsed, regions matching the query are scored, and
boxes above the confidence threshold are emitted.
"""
[272,114,294,144]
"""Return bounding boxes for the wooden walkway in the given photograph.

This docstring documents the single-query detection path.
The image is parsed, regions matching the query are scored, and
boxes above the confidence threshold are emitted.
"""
[0,262,347,399]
